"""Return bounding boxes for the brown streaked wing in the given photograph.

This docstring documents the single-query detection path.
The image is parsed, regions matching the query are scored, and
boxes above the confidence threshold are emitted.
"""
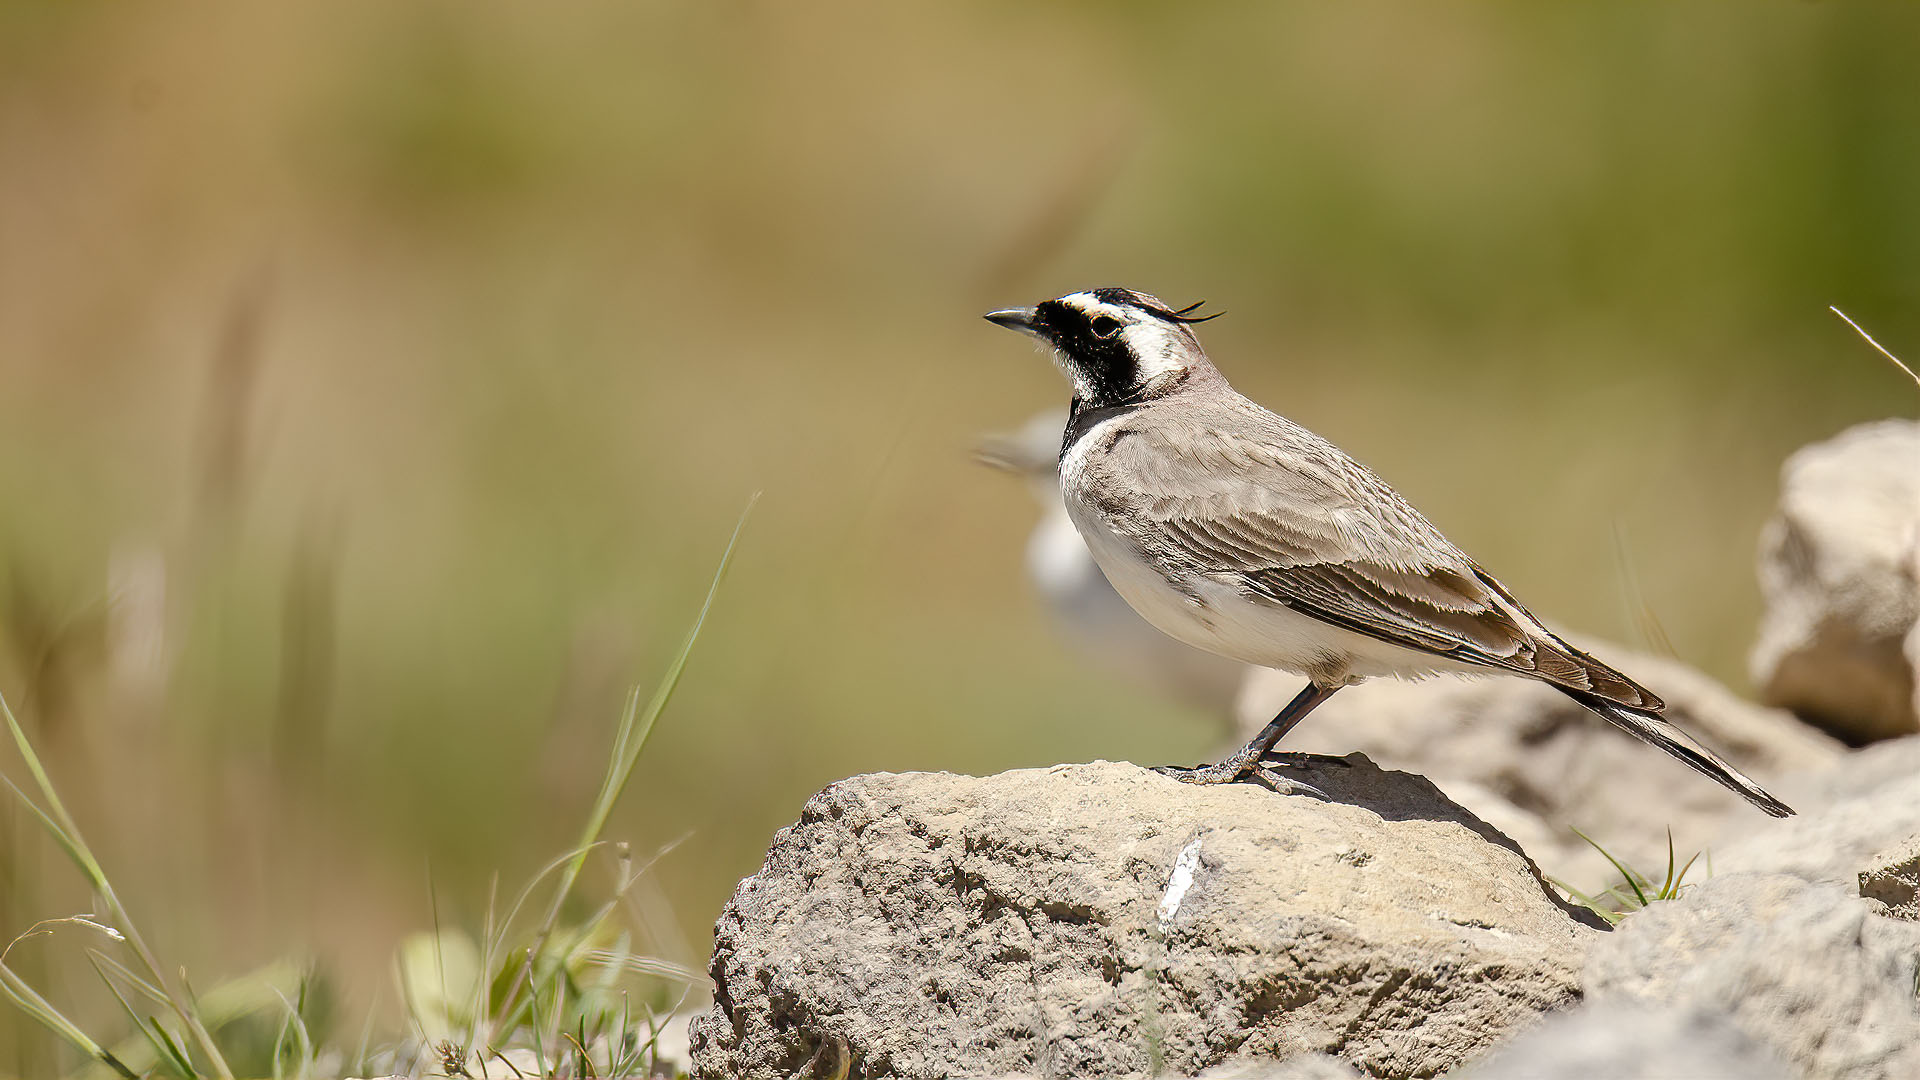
[1099,402,1664,708]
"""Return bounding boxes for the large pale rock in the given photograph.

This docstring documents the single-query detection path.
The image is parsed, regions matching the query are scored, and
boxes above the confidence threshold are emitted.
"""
[1711,735,1920,887]
[690,759,1599,1079]
[1235,647,1839,886]
[1751,419,1920,742]
[1458,1001,1794,1080]
[1585,873,1920,1080]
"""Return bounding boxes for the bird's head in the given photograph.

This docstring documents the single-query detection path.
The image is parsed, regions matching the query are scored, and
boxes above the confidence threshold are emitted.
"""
[985,287,1222,409]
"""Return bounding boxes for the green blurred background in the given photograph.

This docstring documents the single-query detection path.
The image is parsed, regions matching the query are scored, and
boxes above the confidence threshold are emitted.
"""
[1,0,1914,1070]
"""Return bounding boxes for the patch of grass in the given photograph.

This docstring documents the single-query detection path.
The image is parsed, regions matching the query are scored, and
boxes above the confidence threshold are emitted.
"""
[1549,827,1706,926]
[2,688,232,1079]
[1,497,755,1078]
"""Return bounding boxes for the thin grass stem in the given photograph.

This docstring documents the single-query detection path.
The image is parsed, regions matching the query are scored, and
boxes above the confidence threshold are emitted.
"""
[1,691,234,1078]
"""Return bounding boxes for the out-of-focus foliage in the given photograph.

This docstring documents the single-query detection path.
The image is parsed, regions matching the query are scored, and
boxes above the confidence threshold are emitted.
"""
[1,1,1914,1072]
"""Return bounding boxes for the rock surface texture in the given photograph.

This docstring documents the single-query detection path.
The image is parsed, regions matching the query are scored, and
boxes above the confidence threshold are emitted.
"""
[1457,1000,1794,1080]
[1585,873,1920,1080]
[1750,418,1920,742]
[1858,837,1920,920]
[1712,734,1920,887]
[974,1059,1360,1080]
[1628,735,1920,1080]
[689,759,1599,1079]
[1194,1058,1361,1080]
[1234,644,1840,884]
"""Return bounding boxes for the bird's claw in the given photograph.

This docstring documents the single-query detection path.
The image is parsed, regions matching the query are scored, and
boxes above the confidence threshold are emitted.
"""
[1247,764,1332,801]
[1151,759,1331,801]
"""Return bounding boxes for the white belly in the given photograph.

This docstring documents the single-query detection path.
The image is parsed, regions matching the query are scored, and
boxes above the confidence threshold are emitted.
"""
[1060,492,1465,685]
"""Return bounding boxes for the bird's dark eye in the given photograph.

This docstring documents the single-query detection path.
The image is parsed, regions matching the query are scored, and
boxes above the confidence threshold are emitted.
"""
[1089,315,1123,338]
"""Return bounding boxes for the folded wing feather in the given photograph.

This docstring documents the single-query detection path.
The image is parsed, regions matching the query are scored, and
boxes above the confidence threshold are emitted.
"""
[1100,406,1663,711]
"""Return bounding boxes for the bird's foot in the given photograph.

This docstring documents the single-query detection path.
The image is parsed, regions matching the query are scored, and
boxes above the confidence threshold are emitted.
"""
[1152,751,1330,801]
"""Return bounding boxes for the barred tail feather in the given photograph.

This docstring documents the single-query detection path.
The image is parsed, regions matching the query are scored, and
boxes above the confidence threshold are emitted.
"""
[1560,688,1794,818]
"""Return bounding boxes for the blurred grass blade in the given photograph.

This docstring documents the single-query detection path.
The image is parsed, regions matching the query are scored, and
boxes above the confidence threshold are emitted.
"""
[550,494,757,921]
[593,494,753,844]
[350,991,381,1079]
[563,1030,595,1078]
[1830,305,1920,388]
[1,690,236,1079]
[89,952,198,1079]
[270,987,315,1080]
[0,759,102,894]
[467,874,501,1057]
[87,948,170,1007]
[524,951,550,1079]
[577,950,702,984]
[1660,829,1678,895]
[612,993,632,1078]
[1558,827,1708,923]
[1,691,100,879]
[1545,877,1622,926]
[484,842,607,1039]
[149,1017,199,1079]
[1571,826,1649,908]
[495,495,755,1037]
[0,961,140,1078]
[1673,850,1703,896]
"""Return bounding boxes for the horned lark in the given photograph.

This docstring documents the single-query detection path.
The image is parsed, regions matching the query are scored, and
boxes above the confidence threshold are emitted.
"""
[985,287,1792,817]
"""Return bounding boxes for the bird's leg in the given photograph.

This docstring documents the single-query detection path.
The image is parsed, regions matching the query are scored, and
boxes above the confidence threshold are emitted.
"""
[1153,682,1343,796]
[1258,750,1355,769]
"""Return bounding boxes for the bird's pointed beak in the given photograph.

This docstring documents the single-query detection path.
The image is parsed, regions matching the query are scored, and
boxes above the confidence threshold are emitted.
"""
[984,307,1040,335]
